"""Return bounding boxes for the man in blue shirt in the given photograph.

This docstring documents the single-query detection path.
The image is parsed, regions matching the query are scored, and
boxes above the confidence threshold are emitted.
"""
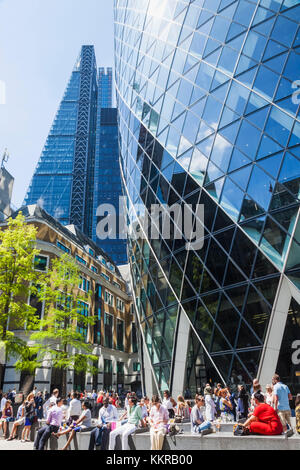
[272,374,293,434]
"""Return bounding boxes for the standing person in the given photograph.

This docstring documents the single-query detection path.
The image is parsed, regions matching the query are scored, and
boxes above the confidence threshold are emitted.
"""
[109,397,142,451]
[241,392,283,435]
[53,401,93,451]
[295,394,300,435]
[21,393,36,442]
[35,391,44,420]
[265,385,274,407]
[0,393,7,417]
[7,400,26,441]
[34,397,64,451]
[0,399,13,437]
[67,392,81,425]
[250,381,263,412]
[191,396,212,434]
[88,397,118,450]
[162,391,175,419]
[237,385,249,420]
[149,395,169,450]
[204,385,216,422]
[50,389,59,406]
[272,374,293,434]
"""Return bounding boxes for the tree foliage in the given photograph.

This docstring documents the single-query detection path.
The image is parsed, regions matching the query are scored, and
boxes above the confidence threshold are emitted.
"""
[21,254,98,380]
[0,212,40,362]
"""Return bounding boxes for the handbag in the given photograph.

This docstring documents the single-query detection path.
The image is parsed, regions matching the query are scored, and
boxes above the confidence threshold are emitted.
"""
[233,424,250,436]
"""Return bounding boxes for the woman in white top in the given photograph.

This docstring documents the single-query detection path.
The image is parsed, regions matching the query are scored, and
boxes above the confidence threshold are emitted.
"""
[265,385,274,408]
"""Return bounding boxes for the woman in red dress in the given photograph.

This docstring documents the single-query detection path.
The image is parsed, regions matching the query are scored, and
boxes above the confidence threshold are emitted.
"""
[242,392,283,435]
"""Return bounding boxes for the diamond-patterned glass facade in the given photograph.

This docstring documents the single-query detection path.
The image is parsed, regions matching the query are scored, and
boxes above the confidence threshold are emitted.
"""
[114,0,300,394]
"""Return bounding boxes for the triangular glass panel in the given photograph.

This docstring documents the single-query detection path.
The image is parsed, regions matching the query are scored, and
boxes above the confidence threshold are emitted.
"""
[257,152,284,179]
[257,135,283,159]
[219,121,240,144]
[246,106,270,130]
[229,165,252,191]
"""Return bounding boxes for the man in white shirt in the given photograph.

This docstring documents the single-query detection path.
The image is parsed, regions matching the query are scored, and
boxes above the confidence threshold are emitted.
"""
[88,397,118,450]
[67,392,82,423]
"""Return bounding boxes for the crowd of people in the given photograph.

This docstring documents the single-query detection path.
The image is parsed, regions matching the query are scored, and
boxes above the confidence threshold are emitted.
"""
[0,373,299,450]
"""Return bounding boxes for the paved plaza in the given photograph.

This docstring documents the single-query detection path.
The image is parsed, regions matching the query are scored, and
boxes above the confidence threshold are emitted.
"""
[0,437,32,451]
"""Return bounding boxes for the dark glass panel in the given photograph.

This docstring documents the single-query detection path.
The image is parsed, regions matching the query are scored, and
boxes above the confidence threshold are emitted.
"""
[236,320,261,349]
[242,287,272,341]
[230,230,257,277]
[182,299,198,323]
[214,228,235,253]
[253,276,280,307]
[199,190,217,231]
[225,285,248,314]
[237,350,262,383]
[181,276,198,302]
[185,251,203,292]
[213,207,234,232]
[201,292,220,318]
[169,258,184,297]
[205,239,228,284]
[224,261,246,286]
[252,249,278,278]
[211,353,233,382]
[194,302,214,350]
[216,294,241,347]
[200,268,219,294]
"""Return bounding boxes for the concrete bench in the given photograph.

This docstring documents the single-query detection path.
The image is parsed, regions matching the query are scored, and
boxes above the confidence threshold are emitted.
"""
[130,431,300,451]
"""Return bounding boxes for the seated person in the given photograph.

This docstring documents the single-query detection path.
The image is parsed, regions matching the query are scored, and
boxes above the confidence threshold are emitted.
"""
[149,395,169,451]
[109,397,142,451]
[191,396,212,434]
[88,397,118,450]
[34,397,64,450]
[53,400,93,450]
[7,400,26,441]
[241,392,283,436]
[0,400,14,438]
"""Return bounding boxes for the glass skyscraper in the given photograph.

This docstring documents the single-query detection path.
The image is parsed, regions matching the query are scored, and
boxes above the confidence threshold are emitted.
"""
[114,0,300,396]
[24,47,127,265]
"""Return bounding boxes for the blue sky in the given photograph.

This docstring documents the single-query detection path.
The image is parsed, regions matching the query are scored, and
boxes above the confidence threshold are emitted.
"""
[0,0,114,207]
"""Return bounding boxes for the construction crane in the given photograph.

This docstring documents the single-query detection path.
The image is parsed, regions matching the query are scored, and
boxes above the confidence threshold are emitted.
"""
[1,148,9,169]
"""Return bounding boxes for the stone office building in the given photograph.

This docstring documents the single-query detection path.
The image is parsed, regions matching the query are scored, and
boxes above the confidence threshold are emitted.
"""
[1,205,141,395]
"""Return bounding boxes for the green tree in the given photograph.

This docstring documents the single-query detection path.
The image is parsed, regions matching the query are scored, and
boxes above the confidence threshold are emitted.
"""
[25,253,98,397]
[0,212,41,383]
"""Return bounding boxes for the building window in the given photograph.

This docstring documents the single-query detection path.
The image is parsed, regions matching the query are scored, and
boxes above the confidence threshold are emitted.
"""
[116,318,124,352]
[79,276,90,293]
[76,255,87,266]
[33,255,48,272]
[117,298,125,313]
[28,284,43,320]
[104,291,114,307]
[132,323,138,353]
[133,362,141,372]
[104,359,113,390]
[94,307,101,346]
[91,266,98,274]
[77,301,89,340]
[57,241,70,254]
[112,281,121,289]
[101,273,110,282]
[104,312,113,349]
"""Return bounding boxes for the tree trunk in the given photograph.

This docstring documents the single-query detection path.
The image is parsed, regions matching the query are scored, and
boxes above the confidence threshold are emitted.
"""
[61,369,67,398]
